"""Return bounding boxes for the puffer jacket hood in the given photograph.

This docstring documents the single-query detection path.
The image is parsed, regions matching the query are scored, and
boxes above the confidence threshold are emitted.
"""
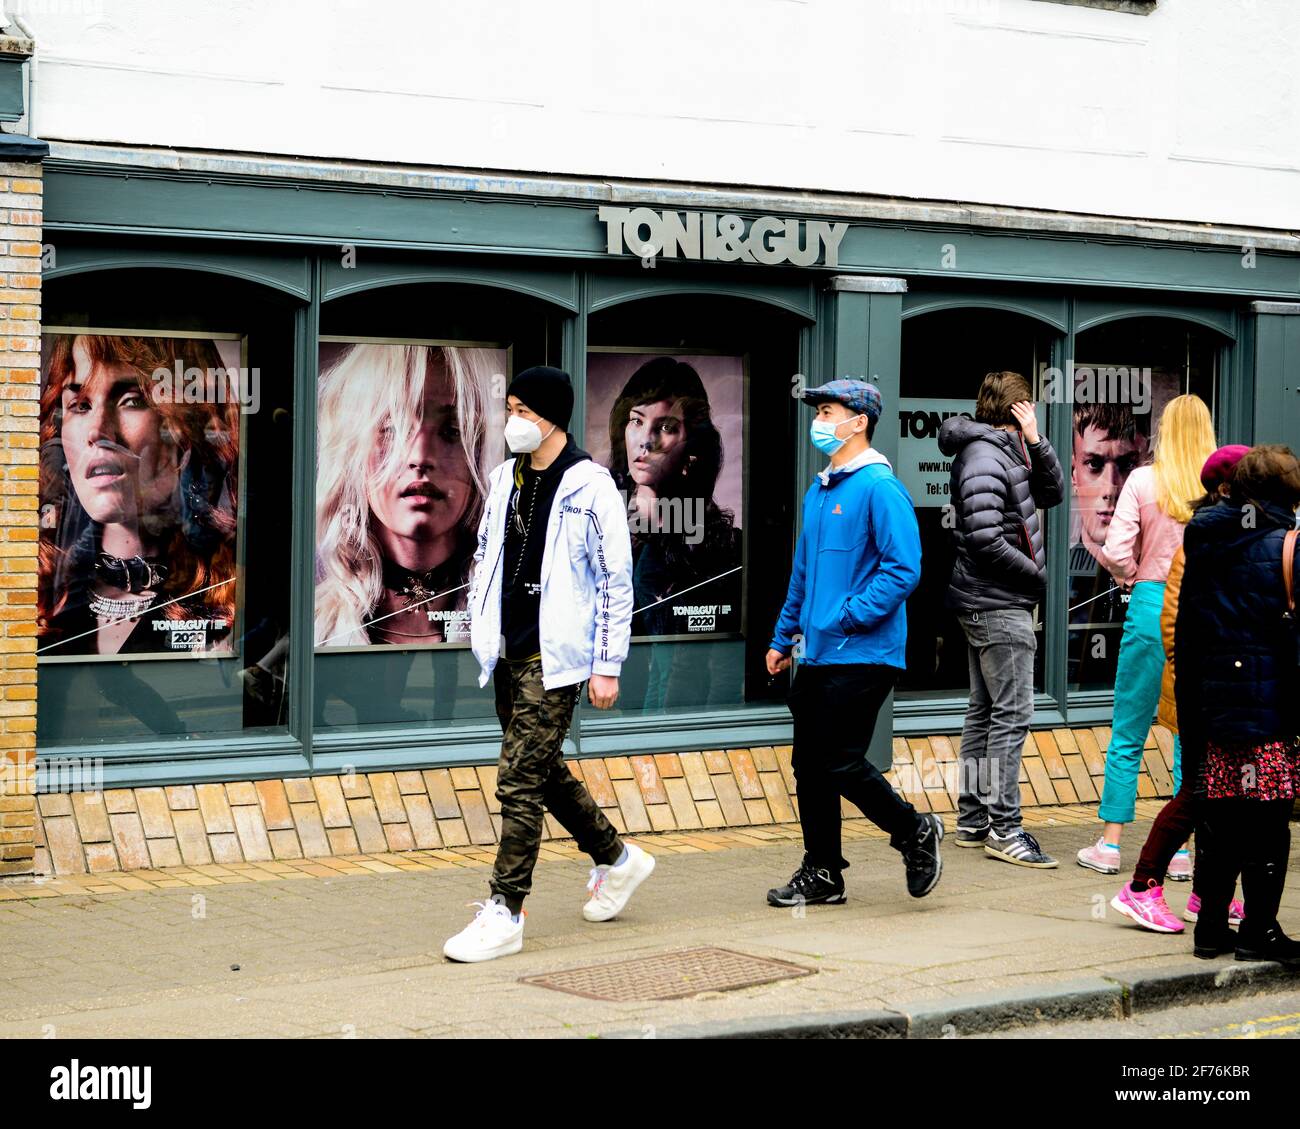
[940,416,1066,614]
[938,415,1006,457]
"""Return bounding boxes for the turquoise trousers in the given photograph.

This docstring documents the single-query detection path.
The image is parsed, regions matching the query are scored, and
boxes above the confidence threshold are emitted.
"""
[1098,580,1182,824]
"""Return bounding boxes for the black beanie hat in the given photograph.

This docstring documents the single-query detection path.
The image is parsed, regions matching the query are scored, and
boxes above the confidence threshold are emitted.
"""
[507,366,573,430]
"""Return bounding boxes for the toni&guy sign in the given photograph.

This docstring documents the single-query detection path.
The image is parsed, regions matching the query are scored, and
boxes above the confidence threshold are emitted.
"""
[598,206,848,267]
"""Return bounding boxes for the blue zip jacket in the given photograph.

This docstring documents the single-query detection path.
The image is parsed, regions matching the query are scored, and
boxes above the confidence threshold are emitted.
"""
[771,450,922,668]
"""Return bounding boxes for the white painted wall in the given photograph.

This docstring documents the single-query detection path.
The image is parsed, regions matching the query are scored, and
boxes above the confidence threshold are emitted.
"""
[13,0,1300,230]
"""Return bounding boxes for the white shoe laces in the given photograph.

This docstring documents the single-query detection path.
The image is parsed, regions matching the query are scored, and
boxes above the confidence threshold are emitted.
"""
[586,867,610,899]
[466,899,511,930]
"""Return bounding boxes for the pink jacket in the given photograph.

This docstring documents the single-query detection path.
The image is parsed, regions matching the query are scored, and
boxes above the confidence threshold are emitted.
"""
[1101,465,1185,585]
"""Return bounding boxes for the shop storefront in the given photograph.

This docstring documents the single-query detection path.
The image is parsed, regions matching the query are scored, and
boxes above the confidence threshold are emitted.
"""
[21,146,1300,872]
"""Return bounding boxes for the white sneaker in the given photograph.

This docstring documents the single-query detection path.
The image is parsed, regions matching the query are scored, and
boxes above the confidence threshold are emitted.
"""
[443,900,525,963]
[583,843,656,922]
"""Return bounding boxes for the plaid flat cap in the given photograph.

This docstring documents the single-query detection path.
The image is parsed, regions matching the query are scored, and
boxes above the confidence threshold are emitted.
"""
[799,378,883,420]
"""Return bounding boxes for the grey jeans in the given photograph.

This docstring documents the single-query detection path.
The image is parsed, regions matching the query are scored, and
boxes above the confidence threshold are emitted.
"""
[957,607,1036,836]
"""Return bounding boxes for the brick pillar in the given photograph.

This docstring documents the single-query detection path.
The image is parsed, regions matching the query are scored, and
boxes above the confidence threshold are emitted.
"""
[0,159,42,876]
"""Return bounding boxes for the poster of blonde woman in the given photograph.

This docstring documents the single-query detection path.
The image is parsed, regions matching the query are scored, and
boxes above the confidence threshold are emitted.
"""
[314,339,508,649]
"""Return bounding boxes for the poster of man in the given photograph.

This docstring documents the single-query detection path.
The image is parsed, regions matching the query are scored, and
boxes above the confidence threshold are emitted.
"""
[1067,367,1182,688]
[37,330,243,659]
[314,339,507,649]
[584,350,744,640]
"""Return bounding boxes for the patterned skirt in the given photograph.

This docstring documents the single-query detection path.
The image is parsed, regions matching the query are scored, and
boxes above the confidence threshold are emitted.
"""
[1203,738,1300,801]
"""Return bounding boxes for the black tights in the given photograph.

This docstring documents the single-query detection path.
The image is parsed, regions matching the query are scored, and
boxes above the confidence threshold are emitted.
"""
[1195,797,1293,939]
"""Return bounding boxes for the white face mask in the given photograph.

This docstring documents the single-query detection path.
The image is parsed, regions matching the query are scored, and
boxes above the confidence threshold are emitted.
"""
[504,415,556,454]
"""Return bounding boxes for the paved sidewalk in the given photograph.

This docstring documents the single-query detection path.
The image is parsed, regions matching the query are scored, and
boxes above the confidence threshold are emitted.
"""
[1,802,1297,1039]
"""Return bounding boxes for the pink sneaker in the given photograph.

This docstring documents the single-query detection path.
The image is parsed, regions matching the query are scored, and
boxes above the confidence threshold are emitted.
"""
[1166,850,1192,882]
[1183,892,1246,926]
[1111,882,1184,934]
[1077,838,1121,875]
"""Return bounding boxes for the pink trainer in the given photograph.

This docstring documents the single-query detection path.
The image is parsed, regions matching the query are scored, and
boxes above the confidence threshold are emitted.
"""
[1166,849,1193,882]
[1077,838,1121,875]
[1183,892,1246,927]
[1110,882,1185,934]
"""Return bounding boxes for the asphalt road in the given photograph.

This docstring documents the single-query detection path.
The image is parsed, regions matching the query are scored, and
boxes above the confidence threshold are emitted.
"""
[981,986,1300,1039]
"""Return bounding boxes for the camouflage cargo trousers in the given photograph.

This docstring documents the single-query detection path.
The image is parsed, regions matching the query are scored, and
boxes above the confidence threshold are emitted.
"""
[490,658,623,904]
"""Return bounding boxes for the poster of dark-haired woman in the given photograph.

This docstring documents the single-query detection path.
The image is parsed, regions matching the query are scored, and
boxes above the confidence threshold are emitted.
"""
[38,330,244,659]
[585,350,744,641]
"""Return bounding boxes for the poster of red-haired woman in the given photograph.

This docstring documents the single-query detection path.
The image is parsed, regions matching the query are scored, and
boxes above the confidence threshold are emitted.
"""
[37,329,245,660]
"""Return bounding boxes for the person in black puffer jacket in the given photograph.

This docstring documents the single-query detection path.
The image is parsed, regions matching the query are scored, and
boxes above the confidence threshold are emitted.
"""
[1175,444,1300,965]
[938,371,1065,868]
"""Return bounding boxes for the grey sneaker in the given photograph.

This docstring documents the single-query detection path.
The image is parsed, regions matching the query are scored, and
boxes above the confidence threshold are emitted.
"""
[955,822,991,848]
[985,828,1058,869]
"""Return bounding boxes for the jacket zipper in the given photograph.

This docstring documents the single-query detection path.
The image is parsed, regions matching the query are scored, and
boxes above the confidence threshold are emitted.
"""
[814,484,852,651]
[479,489,505,615]
[479,542,503,614]
[1014,431,1034,560]
[1017,520,1033,558]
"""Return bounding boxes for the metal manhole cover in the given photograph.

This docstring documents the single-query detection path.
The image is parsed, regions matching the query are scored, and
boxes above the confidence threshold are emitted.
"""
[519,947,814,1002]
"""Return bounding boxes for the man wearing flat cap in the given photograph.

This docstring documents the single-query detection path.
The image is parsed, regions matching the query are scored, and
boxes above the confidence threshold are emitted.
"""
[767,378,942,908]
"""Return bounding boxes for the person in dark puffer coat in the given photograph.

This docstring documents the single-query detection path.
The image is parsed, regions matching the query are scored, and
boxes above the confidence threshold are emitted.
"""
[939,371,1065,868]
[1175,444,1300,965]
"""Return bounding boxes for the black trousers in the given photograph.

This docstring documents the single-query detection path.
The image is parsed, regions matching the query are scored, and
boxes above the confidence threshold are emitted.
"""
[788,662,923,871]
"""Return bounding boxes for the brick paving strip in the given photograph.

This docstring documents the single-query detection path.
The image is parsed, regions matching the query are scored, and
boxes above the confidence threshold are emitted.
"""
[25,727,1177,877]
[9,801,1109,898]
[1,801,1296,1039]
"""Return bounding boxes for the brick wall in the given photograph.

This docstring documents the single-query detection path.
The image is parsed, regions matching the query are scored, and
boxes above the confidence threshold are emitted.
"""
[0,160,42,875]
[31,725,1178,875]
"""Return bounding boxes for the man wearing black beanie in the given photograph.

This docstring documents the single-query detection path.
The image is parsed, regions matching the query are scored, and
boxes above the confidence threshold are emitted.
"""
[444,366,653,963]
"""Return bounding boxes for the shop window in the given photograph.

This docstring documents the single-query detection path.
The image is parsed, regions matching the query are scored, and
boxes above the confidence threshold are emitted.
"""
[896,307,1057,699]
[580,294,801,723]
[37,269,296,745]
[312,282,566,734]
[1065,317,1220,693]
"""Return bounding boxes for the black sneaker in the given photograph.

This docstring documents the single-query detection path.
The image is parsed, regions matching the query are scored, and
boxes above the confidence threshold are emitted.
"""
[954,822,990,848]
[985,828,1058,869]
[766,858,846,907]
[901,814,944,898]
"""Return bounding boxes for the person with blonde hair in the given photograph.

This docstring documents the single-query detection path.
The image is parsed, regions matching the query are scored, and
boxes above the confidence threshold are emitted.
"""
[1078,393,1216,880]
[1109,445,1249,936]
[314,343,503,647]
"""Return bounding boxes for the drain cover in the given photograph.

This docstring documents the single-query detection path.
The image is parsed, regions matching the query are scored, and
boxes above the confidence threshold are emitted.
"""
[519,947,814,1002]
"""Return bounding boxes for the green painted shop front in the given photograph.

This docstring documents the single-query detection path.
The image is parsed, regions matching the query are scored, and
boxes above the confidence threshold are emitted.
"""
[36,154,1300,791]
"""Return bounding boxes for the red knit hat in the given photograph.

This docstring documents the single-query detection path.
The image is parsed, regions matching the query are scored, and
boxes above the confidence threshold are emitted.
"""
[1200,444,1250,490]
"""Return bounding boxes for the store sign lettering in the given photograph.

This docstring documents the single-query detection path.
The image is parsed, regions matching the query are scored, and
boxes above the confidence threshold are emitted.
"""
[899,408,972,440]
[597,206,848,267]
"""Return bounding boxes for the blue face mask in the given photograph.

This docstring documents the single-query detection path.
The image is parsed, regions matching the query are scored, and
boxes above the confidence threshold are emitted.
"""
[810,416,857,457]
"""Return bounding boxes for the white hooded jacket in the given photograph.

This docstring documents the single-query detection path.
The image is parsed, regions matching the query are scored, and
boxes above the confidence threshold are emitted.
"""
[468,456,634,690]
